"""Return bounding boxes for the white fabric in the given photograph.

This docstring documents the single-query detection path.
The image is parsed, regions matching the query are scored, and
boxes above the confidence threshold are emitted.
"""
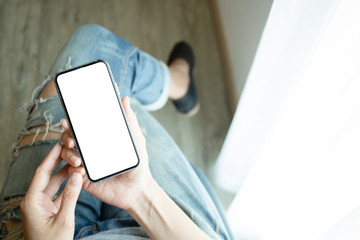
[214,0,360,239]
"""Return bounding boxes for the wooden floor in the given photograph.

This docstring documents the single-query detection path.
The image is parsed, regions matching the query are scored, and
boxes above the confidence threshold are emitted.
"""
[0,0,232,207]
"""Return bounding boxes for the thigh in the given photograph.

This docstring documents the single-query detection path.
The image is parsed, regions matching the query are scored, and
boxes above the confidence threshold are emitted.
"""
[129,99,232,239]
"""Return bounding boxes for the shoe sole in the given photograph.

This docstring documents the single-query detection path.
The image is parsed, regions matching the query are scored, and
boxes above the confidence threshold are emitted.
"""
[182,102,200,117]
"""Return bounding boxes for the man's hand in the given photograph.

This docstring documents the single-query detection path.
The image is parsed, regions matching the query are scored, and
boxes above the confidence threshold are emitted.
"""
[21,142,83,240]
[60,96,153,211]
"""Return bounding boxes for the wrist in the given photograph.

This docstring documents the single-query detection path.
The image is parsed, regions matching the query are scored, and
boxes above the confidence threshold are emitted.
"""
[126,175,211,240]
[127,176,161,216]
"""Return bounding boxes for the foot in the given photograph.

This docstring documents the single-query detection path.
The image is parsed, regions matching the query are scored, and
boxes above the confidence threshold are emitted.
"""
[169,58,190,100]
[167,41,199,116]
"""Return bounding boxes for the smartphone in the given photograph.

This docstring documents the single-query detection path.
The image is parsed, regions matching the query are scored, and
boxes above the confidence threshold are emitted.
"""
[55,60,140,182]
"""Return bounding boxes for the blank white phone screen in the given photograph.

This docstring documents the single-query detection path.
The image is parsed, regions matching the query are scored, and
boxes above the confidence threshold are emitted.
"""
[56,61,139,181]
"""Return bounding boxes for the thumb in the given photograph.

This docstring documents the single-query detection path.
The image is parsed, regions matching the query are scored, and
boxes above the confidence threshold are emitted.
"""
[56,172,82,222]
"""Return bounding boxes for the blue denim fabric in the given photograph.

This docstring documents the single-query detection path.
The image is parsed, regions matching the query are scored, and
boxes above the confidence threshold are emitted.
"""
[0,24,232,240]
[50,24,170,110]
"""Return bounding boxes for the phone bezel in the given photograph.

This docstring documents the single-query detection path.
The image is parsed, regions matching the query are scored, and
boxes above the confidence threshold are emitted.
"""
[54,59,140,182]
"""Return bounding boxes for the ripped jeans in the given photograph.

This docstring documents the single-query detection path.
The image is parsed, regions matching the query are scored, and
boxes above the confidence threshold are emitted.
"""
[0,24,232,240]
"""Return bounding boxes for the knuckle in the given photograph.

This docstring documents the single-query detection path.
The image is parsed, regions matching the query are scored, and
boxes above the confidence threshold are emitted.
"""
[60,146,66,157]
[61,150,69,163]
[65,148,71,159]
[63,187,76,201]
[35,166,45,176]
[61,147,72,161]
[34,167,41,176]
[68,167,74,176]
[60,131,67,140]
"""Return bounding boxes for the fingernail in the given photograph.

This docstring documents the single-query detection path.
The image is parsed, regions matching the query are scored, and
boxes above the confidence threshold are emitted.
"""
[74,167,84,174]
[62,118,68,127]
[70,155,79,165]
[68,138,73,146]
[70,173,82,185]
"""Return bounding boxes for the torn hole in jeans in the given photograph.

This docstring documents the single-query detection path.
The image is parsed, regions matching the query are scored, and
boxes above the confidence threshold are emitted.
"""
[0,196,23,240]
[12,122,64,157]
[12,103,64,157]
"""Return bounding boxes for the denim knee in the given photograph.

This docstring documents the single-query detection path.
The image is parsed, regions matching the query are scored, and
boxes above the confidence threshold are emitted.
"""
[73,24,110,40]
[50,23,135,77]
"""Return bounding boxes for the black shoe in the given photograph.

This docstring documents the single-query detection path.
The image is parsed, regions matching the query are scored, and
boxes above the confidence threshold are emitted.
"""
[167,41,200,116]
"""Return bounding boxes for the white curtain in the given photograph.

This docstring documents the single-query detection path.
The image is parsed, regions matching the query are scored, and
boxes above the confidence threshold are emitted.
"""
[215,0,360,239]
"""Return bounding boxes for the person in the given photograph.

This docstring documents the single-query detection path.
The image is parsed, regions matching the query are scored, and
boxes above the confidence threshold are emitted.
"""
[0,24,232,239]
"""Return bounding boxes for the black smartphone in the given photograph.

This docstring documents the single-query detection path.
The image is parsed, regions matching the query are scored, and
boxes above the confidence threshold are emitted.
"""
[55,60,140,182]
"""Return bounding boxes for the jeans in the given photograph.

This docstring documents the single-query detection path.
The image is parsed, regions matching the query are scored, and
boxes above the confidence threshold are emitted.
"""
[0,24,232,240]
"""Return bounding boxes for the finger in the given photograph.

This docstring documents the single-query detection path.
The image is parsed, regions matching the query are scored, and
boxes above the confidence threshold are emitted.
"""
[122,97,146,145]
[60,130,76,149]
[68,166,86,177]
[53,166,85,209]
[122,97,141,133]
[122,96,135,120]
[55,172,83,222]
[61,145,81,167]
[81,174,93,193]
[27,143,63,195]
[61,118,70,130]
[53,166,85,208]
[44,164,70,198]
[60,118,77,149]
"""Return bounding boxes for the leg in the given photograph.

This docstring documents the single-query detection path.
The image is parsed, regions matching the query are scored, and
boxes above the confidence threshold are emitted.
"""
[168,58,190,100]
[49,24,191,110]
[49,24,172,111]
[0,24,209,239]
[0,24,184,239]
[51,24,225,237]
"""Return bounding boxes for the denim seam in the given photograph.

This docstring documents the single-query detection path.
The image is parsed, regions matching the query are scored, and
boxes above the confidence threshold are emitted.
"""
[118,46,137,94]
[77,224,96,239]
[77,225,92,239]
